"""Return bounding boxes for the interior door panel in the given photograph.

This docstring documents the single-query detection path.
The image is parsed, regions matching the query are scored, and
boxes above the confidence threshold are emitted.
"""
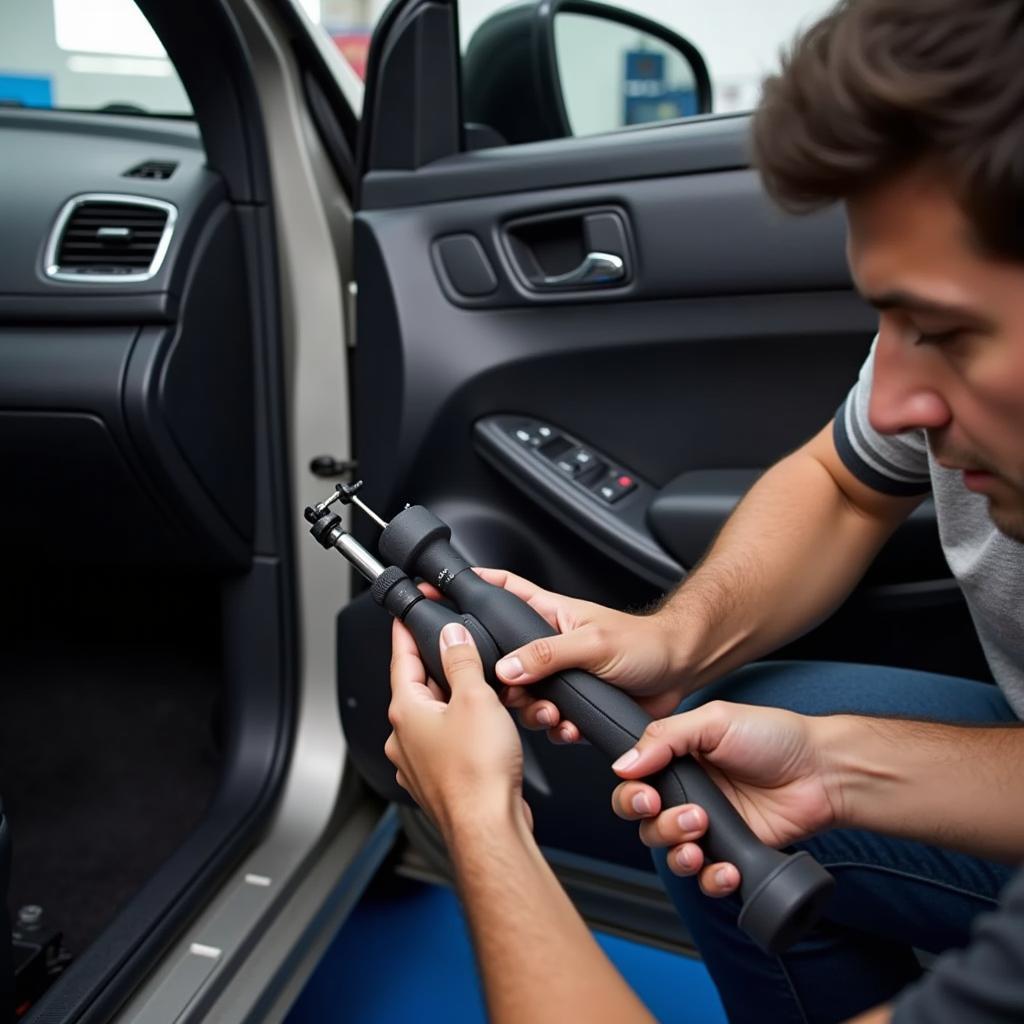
[344,5,987,872]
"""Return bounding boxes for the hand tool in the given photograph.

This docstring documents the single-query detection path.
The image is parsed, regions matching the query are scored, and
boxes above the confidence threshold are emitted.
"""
[305,482,834,953]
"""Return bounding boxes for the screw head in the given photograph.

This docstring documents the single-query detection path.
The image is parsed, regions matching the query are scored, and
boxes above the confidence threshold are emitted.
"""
[17,904,43,928]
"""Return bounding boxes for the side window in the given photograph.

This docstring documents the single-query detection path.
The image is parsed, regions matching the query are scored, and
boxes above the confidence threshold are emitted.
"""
[305,0,391,82]
[0,0,191,115]
[459,0,838,146]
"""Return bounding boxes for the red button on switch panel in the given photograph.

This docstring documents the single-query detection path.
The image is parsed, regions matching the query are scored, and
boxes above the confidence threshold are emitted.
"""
[594,470,637,503]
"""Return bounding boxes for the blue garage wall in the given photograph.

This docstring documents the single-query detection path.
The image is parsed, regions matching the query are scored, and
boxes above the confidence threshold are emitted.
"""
[0,73,53,107]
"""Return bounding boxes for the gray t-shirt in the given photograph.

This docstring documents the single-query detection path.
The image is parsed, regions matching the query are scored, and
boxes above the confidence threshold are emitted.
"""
[834,342,1024,717]
[892,865,1024,1023]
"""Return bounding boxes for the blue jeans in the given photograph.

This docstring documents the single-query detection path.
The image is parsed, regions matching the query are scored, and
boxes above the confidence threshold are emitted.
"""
[656,662,1018,1024]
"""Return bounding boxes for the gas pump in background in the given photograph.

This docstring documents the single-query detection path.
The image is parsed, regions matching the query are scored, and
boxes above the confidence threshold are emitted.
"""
[623,49,698,126]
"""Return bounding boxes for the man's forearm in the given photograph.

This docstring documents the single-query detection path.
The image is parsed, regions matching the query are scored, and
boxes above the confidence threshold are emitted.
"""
[444,807,654,1024]
[657,431,917,690]
[822,715,1024,861]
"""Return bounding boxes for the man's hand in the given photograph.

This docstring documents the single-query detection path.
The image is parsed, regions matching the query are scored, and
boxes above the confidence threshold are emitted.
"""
[610,701,844,896]
[476,568,692,743]
[385,618,530,841]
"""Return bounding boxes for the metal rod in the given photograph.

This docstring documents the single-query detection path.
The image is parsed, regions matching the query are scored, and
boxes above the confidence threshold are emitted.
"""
[330,528,387,582]
[350,495,389,530]
[314,490,345,515]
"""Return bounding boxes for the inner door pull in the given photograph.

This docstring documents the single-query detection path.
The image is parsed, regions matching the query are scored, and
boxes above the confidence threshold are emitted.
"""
[537,251,624,289]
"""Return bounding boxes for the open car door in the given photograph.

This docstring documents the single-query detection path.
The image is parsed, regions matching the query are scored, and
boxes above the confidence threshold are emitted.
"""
[337,0,987,948]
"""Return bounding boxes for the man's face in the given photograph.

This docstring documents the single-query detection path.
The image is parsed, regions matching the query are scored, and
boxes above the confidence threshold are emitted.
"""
[847,167,1024,541]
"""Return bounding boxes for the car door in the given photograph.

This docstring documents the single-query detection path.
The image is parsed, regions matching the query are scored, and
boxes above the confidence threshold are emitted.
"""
[335,0,988,946]
[0,2,379,1020]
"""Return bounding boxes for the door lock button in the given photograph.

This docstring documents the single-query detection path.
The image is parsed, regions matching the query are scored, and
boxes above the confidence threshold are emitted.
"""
[594,471,637,503]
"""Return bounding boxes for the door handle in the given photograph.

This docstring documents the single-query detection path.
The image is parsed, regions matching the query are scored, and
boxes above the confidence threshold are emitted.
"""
[536,251,625,289]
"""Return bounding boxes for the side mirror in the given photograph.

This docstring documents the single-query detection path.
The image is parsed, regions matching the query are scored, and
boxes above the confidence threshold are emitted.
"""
[463,0,712,147]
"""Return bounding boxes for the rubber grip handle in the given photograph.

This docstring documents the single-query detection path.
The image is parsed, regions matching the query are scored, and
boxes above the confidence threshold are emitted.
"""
[379,508,835,952]
[444,569,834,952]
[372,569,501,695]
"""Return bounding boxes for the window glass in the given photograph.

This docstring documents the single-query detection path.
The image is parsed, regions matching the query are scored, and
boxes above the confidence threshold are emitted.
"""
[556,13,701,135]
[460,0,838,143]
[312,0,392,81]
[0,0,191,115]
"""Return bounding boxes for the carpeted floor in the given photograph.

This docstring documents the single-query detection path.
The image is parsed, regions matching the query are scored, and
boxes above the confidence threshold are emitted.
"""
[285,873,726,1023]
[0,647,221,953]
[0,570,223,955]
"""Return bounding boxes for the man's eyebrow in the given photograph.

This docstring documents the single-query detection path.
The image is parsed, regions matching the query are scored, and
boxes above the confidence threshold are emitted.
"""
[865,290,994,326]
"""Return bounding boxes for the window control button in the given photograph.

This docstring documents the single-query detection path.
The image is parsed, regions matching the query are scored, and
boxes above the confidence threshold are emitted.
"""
[511,423,556,447]
[572,448,605,481]
[594,471,637,503]
[554,446,604,479]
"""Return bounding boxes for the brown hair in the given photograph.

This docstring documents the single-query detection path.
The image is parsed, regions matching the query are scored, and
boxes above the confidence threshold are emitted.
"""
[752,0,1024,262]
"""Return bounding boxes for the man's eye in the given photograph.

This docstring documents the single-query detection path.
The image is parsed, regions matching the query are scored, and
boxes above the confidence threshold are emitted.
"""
[914,328,963,346]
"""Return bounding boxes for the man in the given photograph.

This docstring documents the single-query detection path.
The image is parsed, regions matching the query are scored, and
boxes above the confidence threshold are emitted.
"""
[385,0,1024,1020]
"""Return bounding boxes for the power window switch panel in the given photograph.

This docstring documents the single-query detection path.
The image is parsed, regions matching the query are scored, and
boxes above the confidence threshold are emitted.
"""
[511,423,555,446]
[595,472,638,503]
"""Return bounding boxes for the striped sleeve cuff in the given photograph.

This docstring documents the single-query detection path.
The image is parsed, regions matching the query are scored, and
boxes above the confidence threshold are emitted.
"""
[833,397,931,497]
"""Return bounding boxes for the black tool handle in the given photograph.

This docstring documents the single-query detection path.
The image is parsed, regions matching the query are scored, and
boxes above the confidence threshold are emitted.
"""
[380,506,835,953]
[371,566,501,694]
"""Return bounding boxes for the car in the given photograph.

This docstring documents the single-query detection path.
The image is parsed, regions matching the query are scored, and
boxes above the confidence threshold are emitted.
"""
[0,0,990,1020]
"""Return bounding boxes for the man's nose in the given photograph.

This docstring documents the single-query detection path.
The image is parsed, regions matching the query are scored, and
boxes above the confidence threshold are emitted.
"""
[868,331,952,436]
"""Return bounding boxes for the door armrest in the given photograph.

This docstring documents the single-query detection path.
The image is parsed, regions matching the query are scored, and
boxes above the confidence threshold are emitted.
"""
[647,468,948,584]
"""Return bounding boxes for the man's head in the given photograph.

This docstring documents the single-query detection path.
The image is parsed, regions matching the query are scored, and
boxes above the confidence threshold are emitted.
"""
[752,0,1024,540]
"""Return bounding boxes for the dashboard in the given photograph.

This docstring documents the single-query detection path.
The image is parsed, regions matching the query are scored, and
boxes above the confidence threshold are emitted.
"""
[0,109,255,568]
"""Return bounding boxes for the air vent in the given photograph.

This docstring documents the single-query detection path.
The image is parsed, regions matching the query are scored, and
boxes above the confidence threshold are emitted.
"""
[123,160,177,180]
[45,195,177,282]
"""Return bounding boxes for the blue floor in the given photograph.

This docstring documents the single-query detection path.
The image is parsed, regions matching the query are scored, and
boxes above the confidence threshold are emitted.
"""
[286,873,726,1023]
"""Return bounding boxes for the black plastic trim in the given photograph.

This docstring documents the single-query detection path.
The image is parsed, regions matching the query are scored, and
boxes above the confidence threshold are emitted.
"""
[474,415,683,587]
[0,114,222,304]
[361,113,750,209]
[357,0,463,184]
[0,294,177,325]
[498,204,636,302]
[302,68,356,196]
[0,796,12,1023]
[648,467,954,590]
[136,0,274,203]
